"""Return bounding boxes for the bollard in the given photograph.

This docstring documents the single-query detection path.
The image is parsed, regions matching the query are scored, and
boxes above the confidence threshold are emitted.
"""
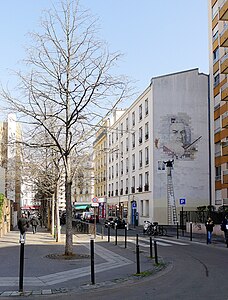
[136,234,140,274]
[108,224,110,242]
[19,236,25,292]
[90,239,95,285]
[190,222,193,241]
[101,226,104,240]
[176,221,179,239]
[154,240,158,265]
[115,223,118,245]
[150,236,153,258]
[125,225,127,248]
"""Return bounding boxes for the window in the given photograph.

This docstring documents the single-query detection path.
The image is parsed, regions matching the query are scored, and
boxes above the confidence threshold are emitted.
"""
[139,127,142,144]
[139,150,142,168]
[138,174,142,192]
[125,178,129,194]
[120,180,123,195]
[145,98,148,116]
[132,154,135,170]
[215,166,221,181]
[214,117,220,133]
[120,141,123,156]
[109,167,111,179]
[132,111,135,127]
[214,73,220,87]
[111,166,114,179]
[213,47,219,63]
[112,132,114,144]
[120,123,123,136]
[116,163,118,177]
[131,176,135,193]
[121,161,123,175]
[215,189,222,205]
[132,132,135,148]
[145,122,149,140]
[145,172,149,191]
[215,142,221,157]
[126,158,129,173]
[145,146,149,165]
[126,137,129,151]
[139,104,142,121]
[109,134,111,146]
[116,128,118,141]
[115,182,118,196]
[126,118,129,131]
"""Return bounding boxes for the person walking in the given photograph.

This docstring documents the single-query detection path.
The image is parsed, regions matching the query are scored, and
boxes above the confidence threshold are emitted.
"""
[18,213,29,242]
[30,216,39,234]
[221,215,228,247]
[205,217,214,244]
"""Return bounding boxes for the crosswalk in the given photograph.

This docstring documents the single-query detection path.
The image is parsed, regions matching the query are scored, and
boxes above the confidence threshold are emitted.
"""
[127,236,189,247]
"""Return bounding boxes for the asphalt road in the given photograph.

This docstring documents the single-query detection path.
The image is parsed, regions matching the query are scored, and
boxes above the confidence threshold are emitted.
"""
[6,235,227,300]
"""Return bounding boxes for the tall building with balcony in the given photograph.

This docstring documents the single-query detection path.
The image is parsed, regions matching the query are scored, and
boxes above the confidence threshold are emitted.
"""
[105,69,209,225]
[208,0,228,207]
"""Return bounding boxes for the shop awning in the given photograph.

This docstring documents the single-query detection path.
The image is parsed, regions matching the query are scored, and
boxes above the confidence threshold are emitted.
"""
[73,204,90,210]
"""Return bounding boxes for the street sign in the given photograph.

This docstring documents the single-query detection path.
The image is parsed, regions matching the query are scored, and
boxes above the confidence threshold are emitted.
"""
[132,201,137,208]
[92,197,99,203]
[180,198,186,205]
[91,203,99,207]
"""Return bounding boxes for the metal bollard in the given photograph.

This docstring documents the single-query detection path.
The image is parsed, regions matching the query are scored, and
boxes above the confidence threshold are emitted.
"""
[115,223,118,245]
[125,225,127,248]
[108,223,110,242]
[136,234,140,274]
[154,240,158,265]
[90,239,95,285]
[19,235,25,292]
[190,222,193,241]
[176,221,179,239]
[150,236,153,258]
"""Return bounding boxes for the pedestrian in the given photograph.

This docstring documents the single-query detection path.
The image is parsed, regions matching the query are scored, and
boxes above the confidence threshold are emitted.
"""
[205,217,214,244]
[221,215,228,247]
[17,213,29,242]
[38,214,42,227]
[30,216,39,234]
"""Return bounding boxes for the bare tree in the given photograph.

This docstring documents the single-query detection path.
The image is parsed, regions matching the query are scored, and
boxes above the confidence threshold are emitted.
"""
[0,0,130,255]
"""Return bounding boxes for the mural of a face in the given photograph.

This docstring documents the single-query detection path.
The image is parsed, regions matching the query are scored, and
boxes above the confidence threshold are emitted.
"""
[169,122,187,146]
[158,113,200,160]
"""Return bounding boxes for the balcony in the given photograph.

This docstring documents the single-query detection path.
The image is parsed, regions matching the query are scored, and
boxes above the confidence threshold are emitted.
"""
[221,83,228,101]
[220,53,228,74]
[137,186,142,192]
[144,184,149,192]
[131,187,135,193]
[219,0,228,21]
[223,169,228,183]
[222,140,228,155]
[220,24,228,47]
[222,112,228,127]
[125,188,128,194]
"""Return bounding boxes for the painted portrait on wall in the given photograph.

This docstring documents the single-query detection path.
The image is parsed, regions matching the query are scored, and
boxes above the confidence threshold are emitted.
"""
[155,113,201,160]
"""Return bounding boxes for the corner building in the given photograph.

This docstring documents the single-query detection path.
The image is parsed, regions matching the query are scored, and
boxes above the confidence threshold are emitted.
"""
[106,69,210,225]
[208,0,228,207]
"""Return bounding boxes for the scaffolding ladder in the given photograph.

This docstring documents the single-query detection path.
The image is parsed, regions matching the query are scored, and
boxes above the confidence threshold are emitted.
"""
[167,168,177,225]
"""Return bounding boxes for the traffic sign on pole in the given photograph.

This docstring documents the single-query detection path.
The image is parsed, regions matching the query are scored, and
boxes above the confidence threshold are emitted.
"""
[179,198,186,205]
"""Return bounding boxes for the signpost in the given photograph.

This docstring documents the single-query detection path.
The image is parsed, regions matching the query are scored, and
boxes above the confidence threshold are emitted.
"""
[179,198,186,236]
[91,197,99,238]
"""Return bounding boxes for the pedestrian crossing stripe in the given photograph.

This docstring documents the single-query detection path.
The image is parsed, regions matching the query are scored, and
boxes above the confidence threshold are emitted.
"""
[128,238,189,247]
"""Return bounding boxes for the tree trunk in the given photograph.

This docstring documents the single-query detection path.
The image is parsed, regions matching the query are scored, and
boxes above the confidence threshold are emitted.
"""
[65,174,73,255]
[51,193,55,236]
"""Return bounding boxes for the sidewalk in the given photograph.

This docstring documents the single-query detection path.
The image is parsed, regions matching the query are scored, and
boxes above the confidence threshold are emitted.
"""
[0,226,161,297]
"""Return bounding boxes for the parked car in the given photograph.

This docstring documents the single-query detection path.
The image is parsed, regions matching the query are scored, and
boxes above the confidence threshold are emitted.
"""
[82,212,99,223]
[105,217,126,229]
[104,217,114,228]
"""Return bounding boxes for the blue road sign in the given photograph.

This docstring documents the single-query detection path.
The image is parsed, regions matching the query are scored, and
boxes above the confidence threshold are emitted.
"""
[180,198,186,205]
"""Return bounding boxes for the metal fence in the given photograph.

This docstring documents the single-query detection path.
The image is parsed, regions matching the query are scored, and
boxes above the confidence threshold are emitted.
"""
[72,219,95,234]
[181,211,227,225]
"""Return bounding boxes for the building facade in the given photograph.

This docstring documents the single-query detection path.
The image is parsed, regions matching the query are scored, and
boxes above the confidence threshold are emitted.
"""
[208,0,228,208]
[104,69,210,225]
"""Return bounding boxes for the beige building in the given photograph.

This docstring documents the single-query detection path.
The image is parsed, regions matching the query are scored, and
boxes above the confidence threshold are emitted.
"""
[208,0,228,208]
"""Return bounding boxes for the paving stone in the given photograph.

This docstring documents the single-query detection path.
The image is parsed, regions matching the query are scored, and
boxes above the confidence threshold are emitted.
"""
[31,290,42,295]
[0,291,13,296]
[41,289,52,295]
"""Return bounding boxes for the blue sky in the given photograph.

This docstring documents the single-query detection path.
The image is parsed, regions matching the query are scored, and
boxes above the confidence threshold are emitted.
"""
[0,0,208,94]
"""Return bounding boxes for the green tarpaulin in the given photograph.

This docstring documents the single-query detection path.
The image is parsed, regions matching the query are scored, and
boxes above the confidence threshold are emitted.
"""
[73,204,90,210]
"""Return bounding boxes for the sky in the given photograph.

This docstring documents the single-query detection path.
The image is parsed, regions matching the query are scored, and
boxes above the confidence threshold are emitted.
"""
[0,0,209,99]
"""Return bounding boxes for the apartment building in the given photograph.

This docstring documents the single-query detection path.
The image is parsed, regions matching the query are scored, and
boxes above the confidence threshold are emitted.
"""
[104,69,210,225]
[208,0,228,207]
